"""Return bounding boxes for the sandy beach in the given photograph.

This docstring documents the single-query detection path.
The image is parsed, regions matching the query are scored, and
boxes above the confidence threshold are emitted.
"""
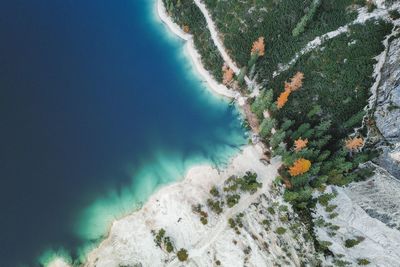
[81,144,282,266]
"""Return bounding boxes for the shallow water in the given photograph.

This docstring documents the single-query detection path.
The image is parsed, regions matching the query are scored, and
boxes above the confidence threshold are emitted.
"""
[0,0,246,265]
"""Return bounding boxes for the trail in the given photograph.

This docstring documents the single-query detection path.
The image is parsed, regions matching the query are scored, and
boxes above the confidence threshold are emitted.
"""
[193,0,252,87]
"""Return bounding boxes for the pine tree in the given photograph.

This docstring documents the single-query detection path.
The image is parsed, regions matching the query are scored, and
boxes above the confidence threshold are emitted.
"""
[259,118,276,138]
[281,118,295,131]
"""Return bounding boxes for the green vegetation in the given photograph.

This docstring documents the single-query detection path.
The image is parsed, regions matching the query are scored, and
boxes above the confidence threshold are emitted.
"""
[210,186,220,197]
[192,204,209,225]
[162,0,224,81]
[357,258,371,265]
[207,198,224,214]
[177,248,189,261]
[275,226,287,235]
[345,236,364,248]
[204,0,358,81]
[318,240,332,250]
[229,214,244,234]
[271,21,392,132]
[292,0,322,37]
[165,0,394,259]
[223,172,262,194]
[226,194,241,208]
[152,229,175,253]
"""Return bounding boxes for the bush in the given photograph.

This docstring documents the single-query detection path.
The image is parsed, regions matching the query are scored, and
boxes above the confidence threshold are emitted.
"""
[164,237,174,253]
[318,240,332,250]
[267,207,275,215]
[154,229,166,247]
[207,199,223,214]
[275,227,287,235]
[357,258,371,265]
[318,193,336,206]
[226,194,241,208]
[200,216,208,225]
[210,186,220,197]
[325,205,337,212]
[177,248,189,261]
[345,237,364,248]
[328,212,338,219]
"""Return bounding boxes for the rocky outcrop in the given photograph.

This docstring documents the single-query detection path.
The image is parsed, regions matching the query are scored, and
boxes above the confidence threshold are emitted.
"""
[345,167,400,230]
[375,34,400,178]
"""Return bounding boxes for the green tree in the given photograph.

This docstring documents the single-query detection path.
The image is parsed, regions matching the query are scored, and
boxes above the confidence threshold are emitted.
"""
[270,130,286,149]
[281,118,295,131]
[291,123,311,140]
[307,104,322,119]
[260,118,276,138]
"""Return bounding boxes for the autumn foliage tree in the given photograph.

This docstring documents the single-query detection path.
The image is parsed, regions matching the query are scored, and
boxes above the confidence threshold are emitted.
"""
[183,25,190,33]
[222,65,234,85]
[294,138,308,152]
[345,137,364,151]
[251,37,265,57]
[277,90,290,109]
[289,158,311,176]
[285,72,304,92]
[276,72,305,109]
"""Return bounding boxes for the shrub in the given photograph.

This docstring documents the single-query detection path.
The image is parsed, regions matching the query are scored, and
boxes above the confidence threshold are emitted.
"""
[210,186,220,197]
[318,240,332,250]
[325,205,337,212]
[226,194,241,208]
[207,199,223,214]
[328,212,338,219]
[228,218,236,228]
[200,216,208,225]
[357,258,371,265]
[154,229,166,247]
[267,207,275,215]
[275,227,287,235]
[318,193,335,206]
[279,205,288,212]
[164,237,174,253]
[177,248,189,262]
[344,237,364,248]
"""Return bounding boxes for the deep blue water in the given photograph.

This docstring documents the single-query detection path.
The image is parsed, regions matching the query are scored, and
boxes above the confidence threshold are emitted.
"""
[0,1,246,266]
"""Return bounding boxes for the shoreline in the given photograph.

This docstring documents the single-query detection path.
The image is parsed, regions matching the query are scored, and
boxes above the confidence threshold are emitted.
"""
[156,0,239,100]
[46,1,253,266]
[83,144,280,266]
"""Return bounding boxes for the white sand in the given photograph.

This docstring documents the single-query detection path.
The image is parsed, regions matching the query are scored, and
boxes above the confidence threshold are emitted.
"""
[47,258,71,267]
[83,144,282,266]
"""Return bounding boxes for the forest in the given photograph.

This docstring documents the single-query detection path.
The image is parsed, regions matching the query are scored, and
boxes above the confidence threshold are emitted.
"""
[164,0,394,254]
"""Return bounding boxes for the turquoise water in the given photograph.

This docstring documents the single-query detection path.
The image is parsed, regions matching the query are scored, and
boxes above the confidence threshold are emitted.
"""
[0,0,246,266]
